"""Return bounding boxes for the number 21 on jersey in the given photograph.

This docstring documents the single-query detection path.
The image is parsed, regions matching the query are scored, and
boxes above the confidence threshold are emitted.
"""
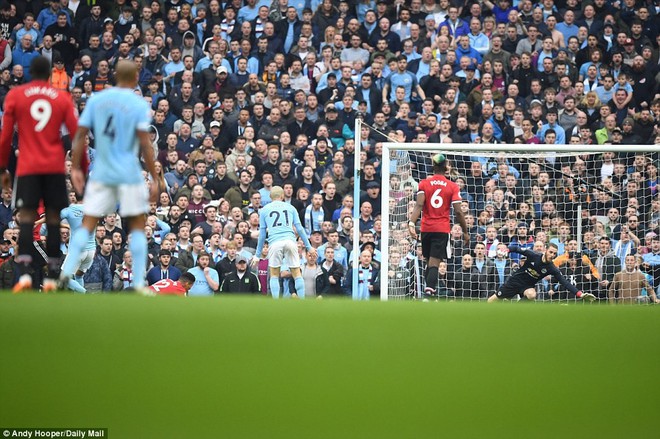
[269,210,290,227]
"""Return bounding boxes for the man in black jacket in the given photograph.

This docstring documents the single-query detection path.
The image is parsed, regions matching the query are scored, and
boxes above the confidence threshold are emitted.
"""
[321,246,345,296]
[219,254,261,294]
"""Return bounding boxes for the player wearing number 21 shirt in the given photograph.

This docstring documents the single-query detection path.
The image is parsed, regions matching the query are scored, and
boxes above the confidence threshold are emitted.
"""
[253,186,315,299]
[0,56,79,292]
[408,154,469,296]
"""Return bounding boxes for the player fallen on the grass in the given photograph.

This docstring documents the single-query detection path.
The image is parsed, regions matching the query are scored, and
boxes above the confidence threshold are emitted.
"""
[487,243,597,303]
[148,272,195,296]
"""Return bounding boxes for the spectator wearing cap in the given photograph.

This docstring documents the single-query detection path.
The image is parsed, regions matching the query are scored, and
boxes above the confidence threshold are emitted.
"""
[620,118,643,145]
[219,253,261,294]
[146,250,182,285]
[318,52,343,88]
[0,238,11,265]
[361,182,382,218]
[49,56,70,91]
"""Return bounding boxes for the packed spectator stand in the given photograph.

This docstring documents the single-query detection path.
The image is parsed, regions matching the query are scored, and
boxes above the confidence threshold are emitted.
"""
[0,0,659,300]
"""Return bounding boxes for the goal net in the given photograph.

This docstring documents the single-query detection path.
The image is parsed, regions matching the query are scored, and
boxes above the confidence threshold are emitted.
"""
[380,143,660,303]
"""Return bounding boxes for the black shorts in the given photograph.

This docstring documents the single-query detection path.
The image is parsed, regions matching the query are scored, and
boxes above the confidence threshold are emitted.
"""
[14,174,68,211]
[495,285,527,299]
[421,232,450,261]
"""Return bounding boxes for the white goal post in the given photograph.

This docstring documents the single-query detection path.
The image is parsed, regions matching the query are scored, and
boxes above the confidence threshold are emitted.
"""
[379,143,660,301]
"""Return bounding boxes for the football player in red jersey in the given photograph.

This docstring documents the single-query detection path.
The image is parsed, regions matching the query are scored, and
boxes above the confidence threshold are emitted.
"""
[408,154,469,296]
[0,57,79,292]
[148,272,195,296]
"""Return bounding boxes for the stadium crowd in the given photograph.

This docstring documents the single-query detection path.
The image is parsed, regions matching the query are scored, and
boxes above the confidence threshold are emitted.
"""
[0,0,659,300]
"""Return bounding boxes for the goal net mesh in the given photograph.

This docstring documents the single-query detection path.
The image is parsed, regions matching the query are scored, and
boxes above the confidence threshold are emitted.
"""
[382,146,659,303]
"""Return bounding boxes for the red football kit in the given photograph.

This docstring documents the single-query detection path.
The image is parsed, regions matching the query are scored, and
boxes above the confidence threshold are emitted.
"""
[0,81,78,176]
[149,279,188,296]
[418,174,461,233]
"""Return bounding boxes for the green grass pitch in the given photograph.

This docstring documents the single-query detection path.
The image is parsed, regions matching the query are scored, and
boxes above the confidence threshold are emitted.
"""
[1,294,658,439]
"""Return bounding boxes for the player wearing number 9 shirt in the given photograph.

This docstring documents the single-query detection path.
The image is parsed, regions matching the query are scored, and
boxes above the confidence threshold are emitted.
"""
[253,186,316,299]
[408,154,469,296]
[0,56,80,292]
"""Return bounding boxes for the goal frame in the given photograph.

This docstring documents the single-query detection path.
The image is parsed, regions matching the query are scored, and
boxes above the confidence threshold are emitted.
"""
[379,143,659,301]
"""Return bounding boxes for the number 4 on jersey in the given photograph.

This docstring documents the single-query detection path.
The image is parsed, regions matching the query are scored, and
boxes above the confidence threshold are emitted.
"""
[103,115,116,139]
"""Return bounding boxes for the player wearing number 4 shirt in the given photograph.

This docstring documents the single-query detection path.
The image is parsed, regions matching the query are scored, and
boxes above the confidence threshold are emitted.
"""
[60,60,159,295]
[0,56,81,293]
[409,154,469,297]
[253,186,316,299]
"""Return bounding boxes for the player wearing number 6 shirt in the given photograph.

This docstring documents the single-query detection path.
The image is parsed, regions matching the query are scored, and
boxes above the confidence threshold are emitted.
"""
[0,56,80,292]
[60,60,159,294]
[408,154,469,296]
[253,186,316,299]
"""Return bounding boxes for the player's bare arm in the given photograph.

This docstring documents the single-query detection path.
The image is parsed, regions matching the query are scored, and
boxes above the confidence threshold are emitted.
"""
[408,191,425,240]
[138,130,159,203]
[70,126,90,195]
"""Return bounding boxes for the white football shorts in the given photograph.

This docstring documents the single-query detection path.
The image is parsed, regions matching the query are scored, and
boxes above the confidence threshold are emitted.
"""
[268,240,300,269]
[62,248,96,273]
[83,180,149,218]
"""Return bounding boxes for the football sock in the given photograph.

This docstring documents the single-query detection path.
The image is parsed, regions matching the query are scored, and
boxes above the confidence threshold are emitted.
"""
[62,228,92,278]
[294,276,305,299]
[16,223,34,275]
[45,224,61,260]
[270,276,280,299]
[129,230,147,289]
[426,266,439,291]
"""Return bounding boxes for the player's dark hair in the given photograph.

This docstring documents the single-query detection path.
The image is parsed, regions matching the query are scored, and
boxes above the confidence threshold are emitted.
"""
[30,56,51,81]
[180,272,196,284]
[432,154,448,174]
[548,242,559,250]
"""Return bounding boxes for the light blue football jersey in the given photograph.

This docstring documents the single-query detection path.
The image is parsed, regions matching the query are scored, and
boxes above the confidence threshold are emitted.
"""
[256,200,311,255]
[79,87,151,185]
[60,204,97,251]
